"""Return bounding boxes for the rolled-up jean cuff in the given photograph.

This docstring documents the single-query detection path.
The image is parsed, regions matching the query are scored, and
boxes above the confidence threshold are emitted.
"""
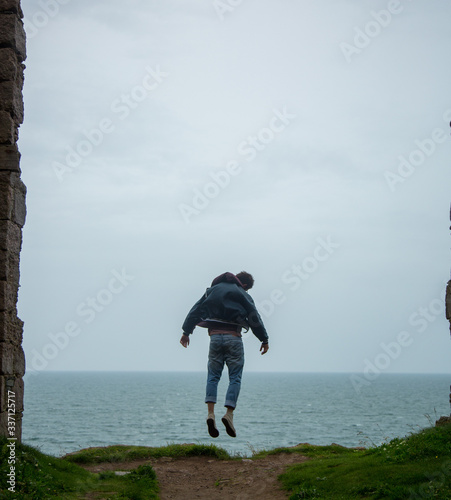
[205,398,217,404]
[224,400,236,408]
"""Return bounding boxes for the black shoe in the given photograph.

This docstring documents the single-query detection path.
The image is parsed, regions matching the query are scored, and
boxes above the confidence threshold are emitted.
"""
[207,413,219,438]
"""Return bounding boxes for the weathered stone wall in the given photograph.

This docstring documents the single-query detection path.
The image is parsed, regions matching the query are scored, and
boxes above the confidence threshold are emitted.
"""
[0,0,26,440]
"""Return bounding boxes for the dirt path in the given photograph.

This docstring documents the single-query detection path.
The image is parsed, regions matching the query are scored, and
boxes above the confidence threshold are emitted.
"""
[83,453,309,499]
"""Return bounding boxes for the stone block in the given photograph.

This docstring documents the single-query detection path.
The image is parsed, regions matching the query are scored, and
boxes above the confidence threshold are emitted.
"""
[0,376,11,413]
[0,374,24,413]
[0,280,18,313]
[0,14,26,61]
[0,376,8,413]
[0,110,14,144]
[0,144,21,172]
[0,190,12,220]
[7,254,19,291]
[0,248,19,282]
[12,176,26,227]
[0,80,24,123]
[0,342,24,375]
[0,342,14,374]
[14,345,24,376]
[0,282,7,312]
[0,48,18,82]
[0,249,7,281]
[0,0,22,15]
[0,171,14,219]
[0,249,19,282]
[10,345,25,377]
[0,311,23,344]
[0,171,26,225]
[0,220,22,253]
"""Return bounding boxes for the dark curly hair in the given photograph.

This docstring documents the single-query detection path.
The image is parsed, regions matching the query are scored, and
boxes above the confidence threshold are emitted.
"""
[236,271,254,290]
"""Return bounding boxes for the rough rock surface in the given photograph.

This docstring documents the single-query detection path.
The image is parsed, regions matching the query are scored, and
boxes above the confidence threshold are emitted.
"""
[0,0,26,440]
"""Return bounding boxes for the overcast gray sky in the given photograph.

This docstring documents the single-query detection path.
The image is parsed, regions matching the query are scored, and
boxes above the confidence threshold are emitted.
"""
[19,0,451,376]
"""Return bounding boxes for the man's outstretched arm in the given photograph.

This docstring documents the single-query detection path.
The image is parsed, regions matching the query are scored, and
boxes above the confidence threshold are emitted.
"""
[240,292,270,344]
[180,291,207,349]
[181,293,206,334]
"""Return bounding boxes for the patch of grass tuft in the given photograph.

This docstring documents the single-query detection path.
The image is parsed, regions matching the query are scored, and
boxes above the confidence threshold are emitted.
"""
[279,424,451,499]
[253,443,359,460]
[64,442,232,464]
[0,438,159,499]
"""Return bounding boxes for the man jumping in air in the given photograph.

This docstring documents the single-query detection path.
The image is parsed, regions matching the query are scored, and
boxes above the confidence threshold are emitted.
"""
[180,271,269,438]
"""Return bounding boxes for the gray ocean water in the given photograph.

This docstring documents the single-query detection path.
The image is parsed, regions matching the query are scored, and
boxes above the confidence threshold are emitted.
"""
[22,372,450,457]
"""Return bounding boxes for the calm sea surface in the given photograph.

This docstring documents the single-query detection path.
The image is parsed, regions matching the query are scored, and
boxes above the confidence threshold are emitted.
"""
[22,372,450,457]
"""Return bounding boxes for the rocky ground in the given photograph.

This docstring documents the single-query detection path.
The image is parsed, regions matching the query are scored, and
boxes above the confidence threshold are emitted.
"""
[82,452,310,499]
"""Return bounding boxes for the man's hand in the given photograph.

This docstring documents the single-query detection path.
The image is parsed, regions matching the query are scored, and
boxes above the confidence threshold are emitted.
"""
[260,343,269,355]
[180,334,190,348]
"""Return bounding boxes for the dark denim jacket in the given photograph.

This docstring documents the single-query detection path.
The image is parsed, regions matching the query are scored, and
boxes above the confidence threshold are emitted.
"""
[182,280,269,343]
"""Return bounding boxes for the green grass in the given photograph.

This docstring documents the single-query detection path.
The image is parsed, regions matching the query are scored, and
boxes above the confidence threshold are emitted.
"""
[64,442,233,464]
[0,438,159,499]
[277,423,451,499]
[253,442,360,460]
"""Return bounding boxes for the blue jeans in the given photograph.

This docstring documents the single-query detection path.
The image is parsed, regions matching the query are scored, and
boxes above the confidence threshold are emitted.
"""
[205,334,244,409]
